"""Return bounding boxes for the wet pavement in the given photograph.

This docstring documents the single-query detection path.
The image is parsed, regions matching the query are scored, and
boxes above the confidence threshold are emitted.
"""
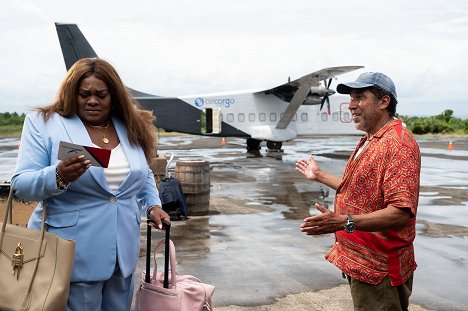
[137,134,468,311]
[1,135,468,310]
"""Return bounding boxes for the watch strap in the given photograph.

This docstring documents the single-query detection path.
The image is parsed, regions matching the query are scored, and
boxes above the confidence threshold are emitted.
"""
[344,213,356,233]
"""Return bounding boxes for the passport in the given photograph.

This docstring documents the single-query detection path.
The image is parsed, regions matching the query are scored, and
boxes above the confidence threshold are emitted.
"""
[58,141,111,168]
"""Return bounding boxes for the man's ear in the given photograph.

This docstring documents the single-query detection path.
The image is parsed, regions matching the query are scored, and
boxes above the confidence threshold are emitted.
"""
[379,95,391,110]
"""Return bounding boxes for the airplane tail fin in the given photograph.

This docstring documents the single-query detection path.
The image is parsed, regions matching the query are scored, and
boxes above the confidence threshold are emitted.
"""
[54,22,160,98]
[55,23,98,70]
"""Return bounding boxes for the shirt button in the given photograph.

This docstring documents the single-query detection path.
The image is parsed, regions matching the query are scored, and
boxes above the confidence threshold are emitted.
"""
[109,196,116,203]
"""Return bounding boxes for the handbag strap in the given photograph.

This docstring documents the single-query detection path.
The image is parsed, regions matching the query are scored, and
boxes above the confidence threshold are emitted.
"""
[0,186,17,246]
[0,185,48,308]
[0,186,13,235]
[152,238,177,288]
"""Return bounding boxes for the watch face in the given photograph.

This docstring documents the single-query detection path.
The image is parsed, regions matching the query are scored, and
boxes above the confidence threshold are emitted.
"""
[344,215,356,233]
[344,222,356,233]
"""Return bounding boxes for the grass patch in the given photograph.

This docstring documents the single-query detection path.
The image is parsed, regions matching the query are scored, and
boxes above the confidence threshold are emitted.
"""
[0,125,23,137]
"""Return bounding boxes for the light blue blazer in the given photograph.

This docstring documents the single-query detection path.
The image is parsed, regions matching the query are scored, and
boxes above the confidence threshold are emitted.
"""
[12,112,161,282]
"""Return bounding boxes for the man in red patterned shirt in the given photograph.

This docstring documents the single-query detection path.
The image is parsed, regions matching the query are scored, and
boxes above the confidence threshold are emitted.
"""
[296,72,421,311]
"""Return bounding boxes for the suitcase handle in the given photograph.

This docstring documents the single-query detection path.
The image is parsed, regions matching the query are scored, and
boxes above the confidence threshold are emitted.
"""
[145,219,171,287]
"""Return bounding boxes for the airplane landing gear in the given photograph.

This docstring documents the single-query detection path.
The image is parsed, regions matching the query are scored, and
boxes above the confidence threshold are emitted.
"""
[266,140,283,153]
[246,138,261,152]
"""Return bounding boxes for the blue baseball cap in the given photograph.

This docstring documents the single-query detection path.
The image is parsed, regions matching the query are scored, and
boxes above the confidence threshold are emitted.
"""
[336,72,397,100]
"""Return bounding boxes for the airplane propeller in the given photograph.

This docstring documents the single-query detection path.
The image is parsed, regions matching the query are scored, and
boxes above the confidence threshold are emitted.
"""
[319,78,334,115]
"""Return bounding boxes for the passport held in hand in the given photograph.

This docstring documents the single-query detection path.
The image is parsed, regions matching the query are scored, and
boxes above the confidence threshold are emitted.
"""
[58,141,111,168]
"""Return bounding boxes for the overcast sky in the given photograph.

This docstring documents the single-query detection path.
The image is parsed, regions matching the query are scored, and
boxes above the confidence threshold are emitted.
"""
[2,0,468,117]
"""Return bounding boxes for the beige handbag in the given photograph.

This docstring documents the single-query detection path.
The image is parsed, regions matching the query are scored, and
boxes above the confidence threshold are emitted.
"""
[0,187,75,311]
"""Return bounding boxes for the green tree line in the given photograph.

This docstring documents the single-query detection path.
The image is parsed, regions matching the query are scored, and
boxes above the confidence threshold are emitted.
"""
[399,110,468,135]
[0,110,467,136]
[0,112,26,126]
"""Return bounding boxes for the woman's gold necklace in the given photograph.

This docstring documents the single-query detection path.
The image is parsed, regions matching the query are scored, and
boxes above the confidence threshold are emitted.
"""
[84,121,110,144]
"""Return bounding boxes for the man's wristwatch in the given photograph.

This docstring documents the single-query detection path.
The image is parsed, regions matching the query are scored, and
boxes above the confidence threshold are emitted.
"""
[344,214,356,233]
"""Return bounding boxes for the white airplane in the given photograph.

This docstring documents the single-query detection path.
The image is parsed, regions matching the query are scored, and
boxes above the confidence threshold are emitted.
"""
[55,23,363,152]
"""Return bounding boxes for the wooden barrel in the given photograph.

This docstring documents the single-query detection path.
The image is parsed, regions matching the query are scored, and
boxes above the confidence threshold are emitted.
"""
[175,161,210,215]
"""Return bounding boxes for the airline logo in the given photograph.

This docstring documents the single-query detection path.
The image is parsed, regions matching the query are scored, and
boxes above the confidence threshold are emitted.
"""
[195,97,235,108]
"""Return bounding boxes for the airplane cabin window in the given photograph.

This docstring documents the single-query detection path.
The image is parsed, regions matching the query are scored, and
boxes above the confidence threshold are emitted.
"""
[321,113,328,121]
[259,113,266,122]
[301,113,308,122]
[238,113,245,122]
[227,113,234,122]
[270,113,277,121]
[332,112,339,121]
[342,112,351,122]
[249,113,255,122]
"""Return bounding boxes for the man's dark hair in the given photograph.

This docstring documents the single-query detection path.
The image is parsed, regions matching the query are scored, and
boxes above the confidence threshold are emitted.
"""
[368,86,398,117]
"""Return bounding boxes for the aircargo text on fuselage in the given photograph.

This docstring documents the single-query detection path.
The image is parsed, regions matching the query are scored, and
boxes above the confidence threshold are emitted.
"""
[195,97,235,108]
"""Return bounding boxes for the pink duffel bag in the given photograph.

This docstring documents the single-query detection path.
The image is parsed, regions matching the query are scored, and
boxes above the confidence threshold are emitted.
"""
[135,220,215,311]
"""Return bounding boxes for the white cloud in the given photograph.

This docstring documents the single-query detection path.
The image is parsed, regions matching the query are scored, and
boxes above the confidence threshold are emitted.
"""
[1,0,468,117]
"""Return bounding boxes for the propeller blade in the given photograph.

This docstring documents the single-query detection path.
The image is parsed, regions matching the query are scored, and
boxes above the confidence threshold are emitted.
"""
[321,78,333,114]
[320,95,326,111]
[319,78,334,113]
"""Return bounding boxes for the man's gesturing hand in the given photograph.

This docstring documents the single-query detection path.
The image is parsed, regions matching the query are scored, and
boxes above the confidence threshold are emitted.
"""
[300,203,347,235]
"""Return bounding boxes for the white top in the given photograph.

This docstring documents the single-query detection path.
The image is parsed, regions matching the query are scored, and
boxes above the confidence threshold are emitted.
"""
[103,144,130,190]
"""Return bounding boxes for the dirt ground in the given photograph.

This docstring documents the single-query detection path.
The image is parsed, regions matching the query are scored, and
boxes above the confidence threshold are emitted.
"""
[216,285,432,311]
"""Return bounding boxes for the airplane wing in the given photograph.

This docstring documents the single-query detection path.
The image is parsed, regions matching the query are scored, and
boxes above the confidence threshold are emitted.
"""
[258,66,363,129]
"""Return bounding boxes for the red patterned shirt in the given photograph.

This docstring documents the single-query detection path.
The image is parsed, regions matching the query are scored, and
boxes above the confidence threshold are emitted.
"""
[325,119,421,286]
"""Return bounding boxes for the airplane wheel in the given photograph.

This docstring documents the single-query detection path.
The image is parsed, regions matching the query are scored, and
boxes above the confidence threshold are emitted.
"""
[246,138,261,152]
[267,140,282,150]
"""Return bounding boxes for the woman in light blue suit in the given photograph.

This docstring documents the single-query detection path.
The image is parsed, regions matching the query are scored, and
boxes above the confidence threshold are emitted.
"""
[12,58,170,311]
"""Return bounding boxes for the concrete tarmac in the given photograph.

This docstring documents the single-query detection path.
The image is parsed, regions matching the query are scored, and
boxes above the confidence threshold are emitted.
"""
[132,135,468,311]
[1,136,466,310]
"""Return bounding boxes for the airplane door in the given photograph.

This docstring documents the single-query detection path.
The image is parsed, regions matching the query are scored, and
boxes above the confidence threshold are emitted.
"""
[201,108,221,134]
